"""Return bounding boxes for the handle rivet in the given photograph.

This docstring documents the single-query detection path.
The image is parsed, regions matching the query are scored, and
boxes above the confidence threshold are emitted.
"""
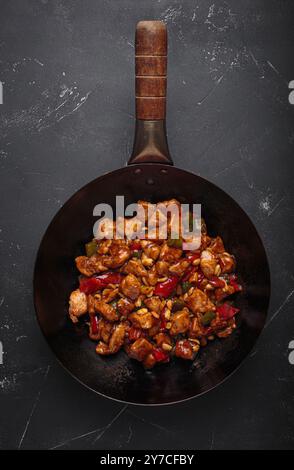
[160,169,168,174]
[146,178,154,185]
[134,168,142,174]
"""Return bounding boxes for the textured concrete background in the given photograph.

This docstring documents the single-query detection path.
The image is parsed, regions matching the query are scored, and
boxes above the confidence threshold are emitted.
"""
[0,0,294,449]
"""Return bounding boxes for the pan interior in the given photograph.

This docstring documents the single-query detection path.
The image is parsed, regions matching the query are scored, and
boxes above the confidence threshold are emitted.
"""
[34,164,270,405]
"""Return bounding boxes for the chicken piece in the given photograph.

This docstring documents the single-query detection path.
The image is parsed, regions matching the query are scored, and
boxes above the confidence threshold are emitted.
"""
[109,323,126,352]
[94,299,120,322]
[175,339,195,360]
[144,266,158,286]
[186,288,215,314]
[120,274,141,300]
[128,338,154,362]
[154,332,172,348]
[103,240,131,269]
[148,319,161,337]
[169,309,190,336]
[200,250,217,279]
[87,295,95,314]
[96,323,126,355]
[69,289,88,322]
[144,296,162,313]
[209,236,225,254]
[129,311,154,329]
[143,353,157,369]
[155,260,170,276]
[142,241,161,261]
[75,255,107,277]
[123,258,147,277]
[102,287,119,303]
[97,239,112,255]
[189,317,203,338]
[169,259,190,276]
[159,242,182,263]
[117,297,135,317]
[219,252,235,273]
[98,318,113,343]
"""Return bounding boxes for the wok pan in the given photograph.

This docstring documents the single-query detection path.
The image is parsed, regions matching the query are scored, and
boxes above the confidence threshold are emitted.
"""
[34,21,270,405]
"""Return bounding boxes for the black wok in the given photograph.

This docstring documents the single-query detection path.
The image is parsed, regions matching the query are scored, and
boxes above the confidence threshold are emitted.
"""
[34,21,270,405]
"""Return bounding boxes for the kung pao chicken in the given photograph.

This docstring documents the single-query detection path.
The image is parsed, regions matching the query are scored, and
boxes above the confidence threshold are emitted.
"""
[69,199,242,369]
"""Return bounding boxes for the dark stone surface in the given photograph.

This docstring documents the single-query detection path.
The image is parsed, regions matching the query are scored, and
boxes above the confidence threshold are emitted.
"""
[0,0,294,449]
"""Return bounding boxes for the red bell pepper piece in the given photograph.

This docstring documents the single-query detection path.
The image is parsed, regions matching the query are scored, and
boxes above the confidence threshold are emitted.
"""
[217,303,239,320]
[186,251,200,262]
[154,275,179,298]
[90,315,99,335]
[209,276,226,288]
[129,241,141,251]
[228,274,242,292]
[79,272,122,295]
[153,348,170,363]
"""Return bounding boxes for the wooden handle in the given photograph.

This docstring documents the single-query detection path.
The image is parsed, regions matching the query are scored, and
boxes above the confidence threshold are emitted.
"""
[135,21,167,120]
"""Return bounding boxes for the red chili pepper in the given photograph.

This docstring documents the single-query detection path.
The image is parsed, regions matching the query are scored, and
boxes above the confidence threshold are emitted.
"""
[129,241,141,251]
[128,327,142,341]
[160,319,167,330]
[90,315,99,335]
[217,303,239,320]
[228,274,242,292]
[79,272,122,295]
[209,276,226,288]
[186,251,200,262]
[182,266,196,282]
[154,275,179,298]
[153,348,170,363]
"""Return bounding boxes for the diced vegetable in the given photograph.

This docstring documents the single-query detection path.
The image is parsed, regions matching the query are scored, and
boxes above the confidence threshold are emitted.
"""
[228,274,242,292]
[186,251,200,262]
[129,241,141,251]
[209,276,226,288]
[154,276,179,298]
[90,315,99,335]
[167,238,183,249]
[217,303,239,320]
[201,311,216,326]
[182,281,192,294]
[79,272,122,295]
[153,348,170,363]
[171,299,185,313]
[132,250,142,258]
[85,239,97,257]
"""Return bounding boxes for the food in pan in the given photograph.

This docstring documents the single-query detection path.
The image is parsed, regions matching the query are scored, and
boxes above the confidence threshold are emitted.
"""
[68,199,242,369]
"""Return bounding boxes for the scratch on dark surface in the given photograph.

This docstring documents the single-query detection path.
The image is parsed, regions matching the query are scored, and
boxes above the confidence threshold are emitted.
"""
[92,405,128,444]
[128,410,176,436]
[18,365,50,449]
[197,75,224,105]
[50,426,104,449]
[213,159,241,177]
[126,425,133,445]
[265,288,294,330]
